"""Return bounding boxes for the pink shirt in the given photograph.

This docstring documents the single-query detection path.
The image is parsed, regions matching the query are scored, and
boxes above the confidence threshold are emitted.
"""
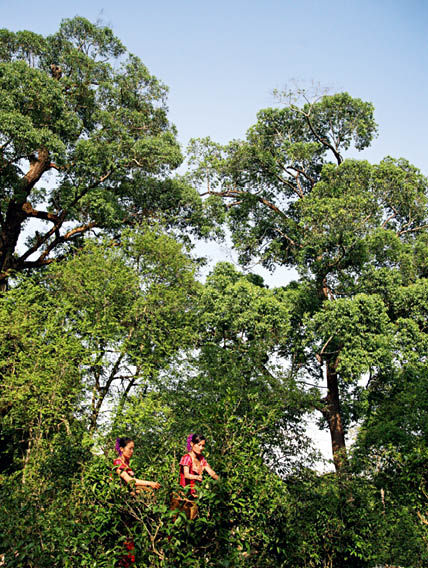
[179,453,207,495]
[113,456,135,479]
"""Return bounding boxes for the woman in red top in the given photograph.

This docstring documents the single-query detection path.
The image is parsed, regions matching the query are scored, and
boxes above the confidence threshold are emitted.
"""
[179,433,218,495]
[113,437,161,491]
[171,433,219,520]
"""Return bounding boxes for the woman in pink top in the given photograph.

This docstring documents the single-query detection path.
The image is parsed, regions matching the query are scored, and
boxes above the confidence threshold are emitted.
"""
[113,437,160,566]
[172,433,218,520]
[113,437,161,492]
[179,433,219,495]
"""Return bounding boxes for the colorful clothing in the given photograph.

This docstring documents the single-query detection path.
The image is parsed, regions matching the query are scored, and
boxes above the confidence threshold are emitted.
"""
[179,453,207,495]
[113,456,135,480]
[119,540,135,567]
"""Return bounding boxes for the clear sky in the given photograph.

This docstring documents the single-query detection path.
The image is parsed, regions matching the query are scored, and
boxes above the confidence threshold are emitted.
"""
[2,0,428,171]
[3,0,425,466]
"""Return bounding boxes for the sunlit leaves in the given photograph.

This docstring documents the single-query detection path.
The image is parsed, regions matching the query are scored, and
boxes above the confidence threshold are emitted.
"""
[0,17,204,285]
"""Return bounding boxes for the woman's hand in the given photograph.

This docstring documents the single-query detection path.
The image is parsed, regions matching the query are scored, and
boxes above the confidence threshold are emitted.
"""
[150,481,161,489]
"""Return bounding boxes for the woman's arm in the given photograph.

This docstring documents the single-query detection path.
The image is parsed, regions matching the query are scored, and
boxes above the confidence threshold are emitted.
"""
[135,478,161,490]
[119,469,134,484]
[119,470,160,489]
[183,465,203,482]
[204,463,219,480]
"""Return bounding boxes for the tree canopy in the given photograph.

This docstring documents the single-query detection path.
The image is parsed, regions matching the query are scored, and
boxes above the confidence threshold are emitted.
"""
[188,90,428,472]
[0,17,207,287]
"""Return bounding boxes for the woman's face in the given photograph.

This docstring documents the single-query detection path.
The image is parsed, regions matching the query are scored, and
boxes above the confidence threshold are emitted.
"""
[191,439,205,455]
[121,440,134,460]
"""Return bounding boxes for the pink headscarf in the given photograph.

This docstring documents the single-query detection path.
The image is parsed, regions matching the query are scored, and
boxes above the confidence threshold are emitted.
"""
[186,434,194,452]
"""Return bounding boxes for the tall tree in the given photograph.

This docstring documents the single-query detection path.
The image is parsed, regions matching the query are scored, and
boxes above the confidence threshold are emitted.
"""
[188,91,428,471]
[0,17,204,287]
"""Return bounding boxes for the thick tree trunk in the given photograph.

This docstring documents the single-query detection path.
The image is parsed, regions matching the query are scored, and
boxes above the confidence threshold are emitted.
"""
[316,276,348,472]
[0,149,50,287]
[0,203,27,288]
[324,357,347,472]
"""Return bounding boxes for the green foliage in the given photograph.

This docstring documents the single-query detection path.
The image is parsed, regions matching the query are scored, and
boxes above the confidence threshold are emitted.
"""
[1,25,427,564]
[0,17,211,286]
[0,224,199,480]
[188,89,428,481]
[3,444,426,567]
[306,294,392,381]
[0,277,85,476]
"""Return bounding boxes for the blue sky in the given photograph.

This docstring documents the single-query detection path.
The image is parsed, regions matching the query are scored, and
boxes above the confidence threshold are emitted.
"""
[2,0,428,171]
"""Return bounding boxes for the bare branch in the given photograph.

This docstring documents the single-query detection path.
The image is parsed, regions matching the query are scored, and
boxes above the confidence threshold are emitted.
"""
[287,165,316,188]
[292,105,343,165]
[274,227,302,249]
[398,224,428,236]
[19,211,68,263]
[199,188,243,199]
[61,222,98,241]
[21,202,61,224]
[320,336,334,357]
[382,211,397,228]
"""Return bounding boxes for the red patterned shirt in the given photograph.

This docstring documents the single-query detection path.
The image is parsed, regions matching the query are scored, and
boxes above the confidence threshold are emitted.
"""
[179,453,207,495]
[113,457,135,481]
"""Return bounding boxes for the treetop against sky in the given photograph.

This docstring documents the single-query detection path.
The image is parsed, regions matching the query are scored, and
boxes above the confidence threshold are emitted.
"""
[1,0,427,173]
[3,1,426,289]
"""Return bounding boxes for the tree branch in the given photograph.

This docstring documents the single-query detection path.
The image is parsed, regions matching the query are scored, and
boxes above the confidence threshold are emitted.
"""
[398,224,428,236]
[292,105,343,165]
[21,202,61,224]
[274,227,302,249]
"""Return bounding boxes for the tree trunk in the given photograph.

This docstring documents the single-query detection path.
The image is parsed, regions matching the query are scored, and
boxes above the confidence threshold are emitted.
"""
[323,357,348,472]
[0,149,50,287]
[316,276,348,472]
